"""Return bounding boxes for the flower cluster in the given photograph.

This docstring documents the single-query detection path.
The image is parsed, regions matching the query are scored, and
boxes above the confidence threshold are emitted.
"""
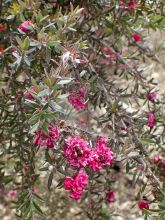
[64,136,113,171]
[64,136,114,200]
[68,88,86,110]
[64,136,90,168]
[64,170,88,200]
[88,136,113,172]
[33,124,60,148]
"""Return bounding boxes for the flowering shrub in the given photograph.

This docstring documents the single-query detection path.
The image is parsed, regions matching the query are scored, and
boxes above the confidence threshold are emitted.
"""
[0,0,165,219]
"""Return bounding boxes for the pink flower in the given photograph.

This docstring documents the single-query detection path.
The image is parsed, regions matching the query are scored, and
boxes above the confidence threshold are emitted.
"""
[133,33,141,42]
[148,91,158,102]
[3,203,8,208]
[78,88,85,97]
[88,136,113,172]
[119,0,137,11]
[64,177,74,190]
[68,88,86,111]
[147,112,156,129]
[128,1,137,8]
[64,170,88,200]
[152,155,162,164]
[138,200,149,210]
[18,20,32,33]
[25,92,34,100]
[24,86,38,100]
[103,47,110,53]
[33,187,39,194]
[79,119,87,125]
[68,96,86,110]
[7,190,17,200]
[0,25,7,31]
[102,47,117,63]
[70,191,82,200]
[106,190,116,203]
[74,170,89,189]
[33,124,60,148]
[0,49,4,56]
[96,136,108,147]
[161,161,165,170]
[64,136,91,168]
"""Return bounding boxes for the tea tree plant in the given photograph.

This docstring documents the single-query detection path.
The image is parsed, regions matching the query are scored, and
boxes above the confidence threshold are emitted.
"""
[0,0,165,219]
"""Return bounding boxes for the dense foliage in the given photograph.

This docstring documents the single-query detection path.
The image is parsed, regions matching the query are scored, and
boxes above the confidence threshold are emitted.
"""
[0,0,165,219]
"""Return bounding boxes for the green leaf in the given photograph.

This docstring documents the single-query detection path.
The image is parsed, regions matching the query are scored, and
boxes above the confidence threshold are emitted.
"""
[126,162,130,173]
[22,37,30,50]
[45,150,52,164]
[47,40,61,47]
[39,167,49,171]
[29,121,40,134]
[57,79,72,85]
[37,89,49,98]
[29,113,41,124]
[16,36,23,47]
[32,202,45,217]
[50,101,66,114]
[140,138,155,145]
[48,172,54,190]
[32,193,45,203]
[57,94,69,99]
[22,205,31,220]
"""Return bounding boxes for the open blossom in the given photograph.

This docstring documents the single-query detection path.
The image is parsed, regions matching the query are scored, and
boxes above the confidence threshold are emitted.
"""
[18,20,33,33]
[64,136,91,168]
[106,190,116,203]
[88,136,113,172]
[64,177,74,190]
[68,88,86,110]
[148,91,158,102]
[7,190,17,200]
[133,33,141,42]
[152,155,162,164]
[64,170,88,200]
[147,112,156,129]
[138,199,149,210]
[96,136,108,147]
[33,124,60,148]
[68,96,86,110]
